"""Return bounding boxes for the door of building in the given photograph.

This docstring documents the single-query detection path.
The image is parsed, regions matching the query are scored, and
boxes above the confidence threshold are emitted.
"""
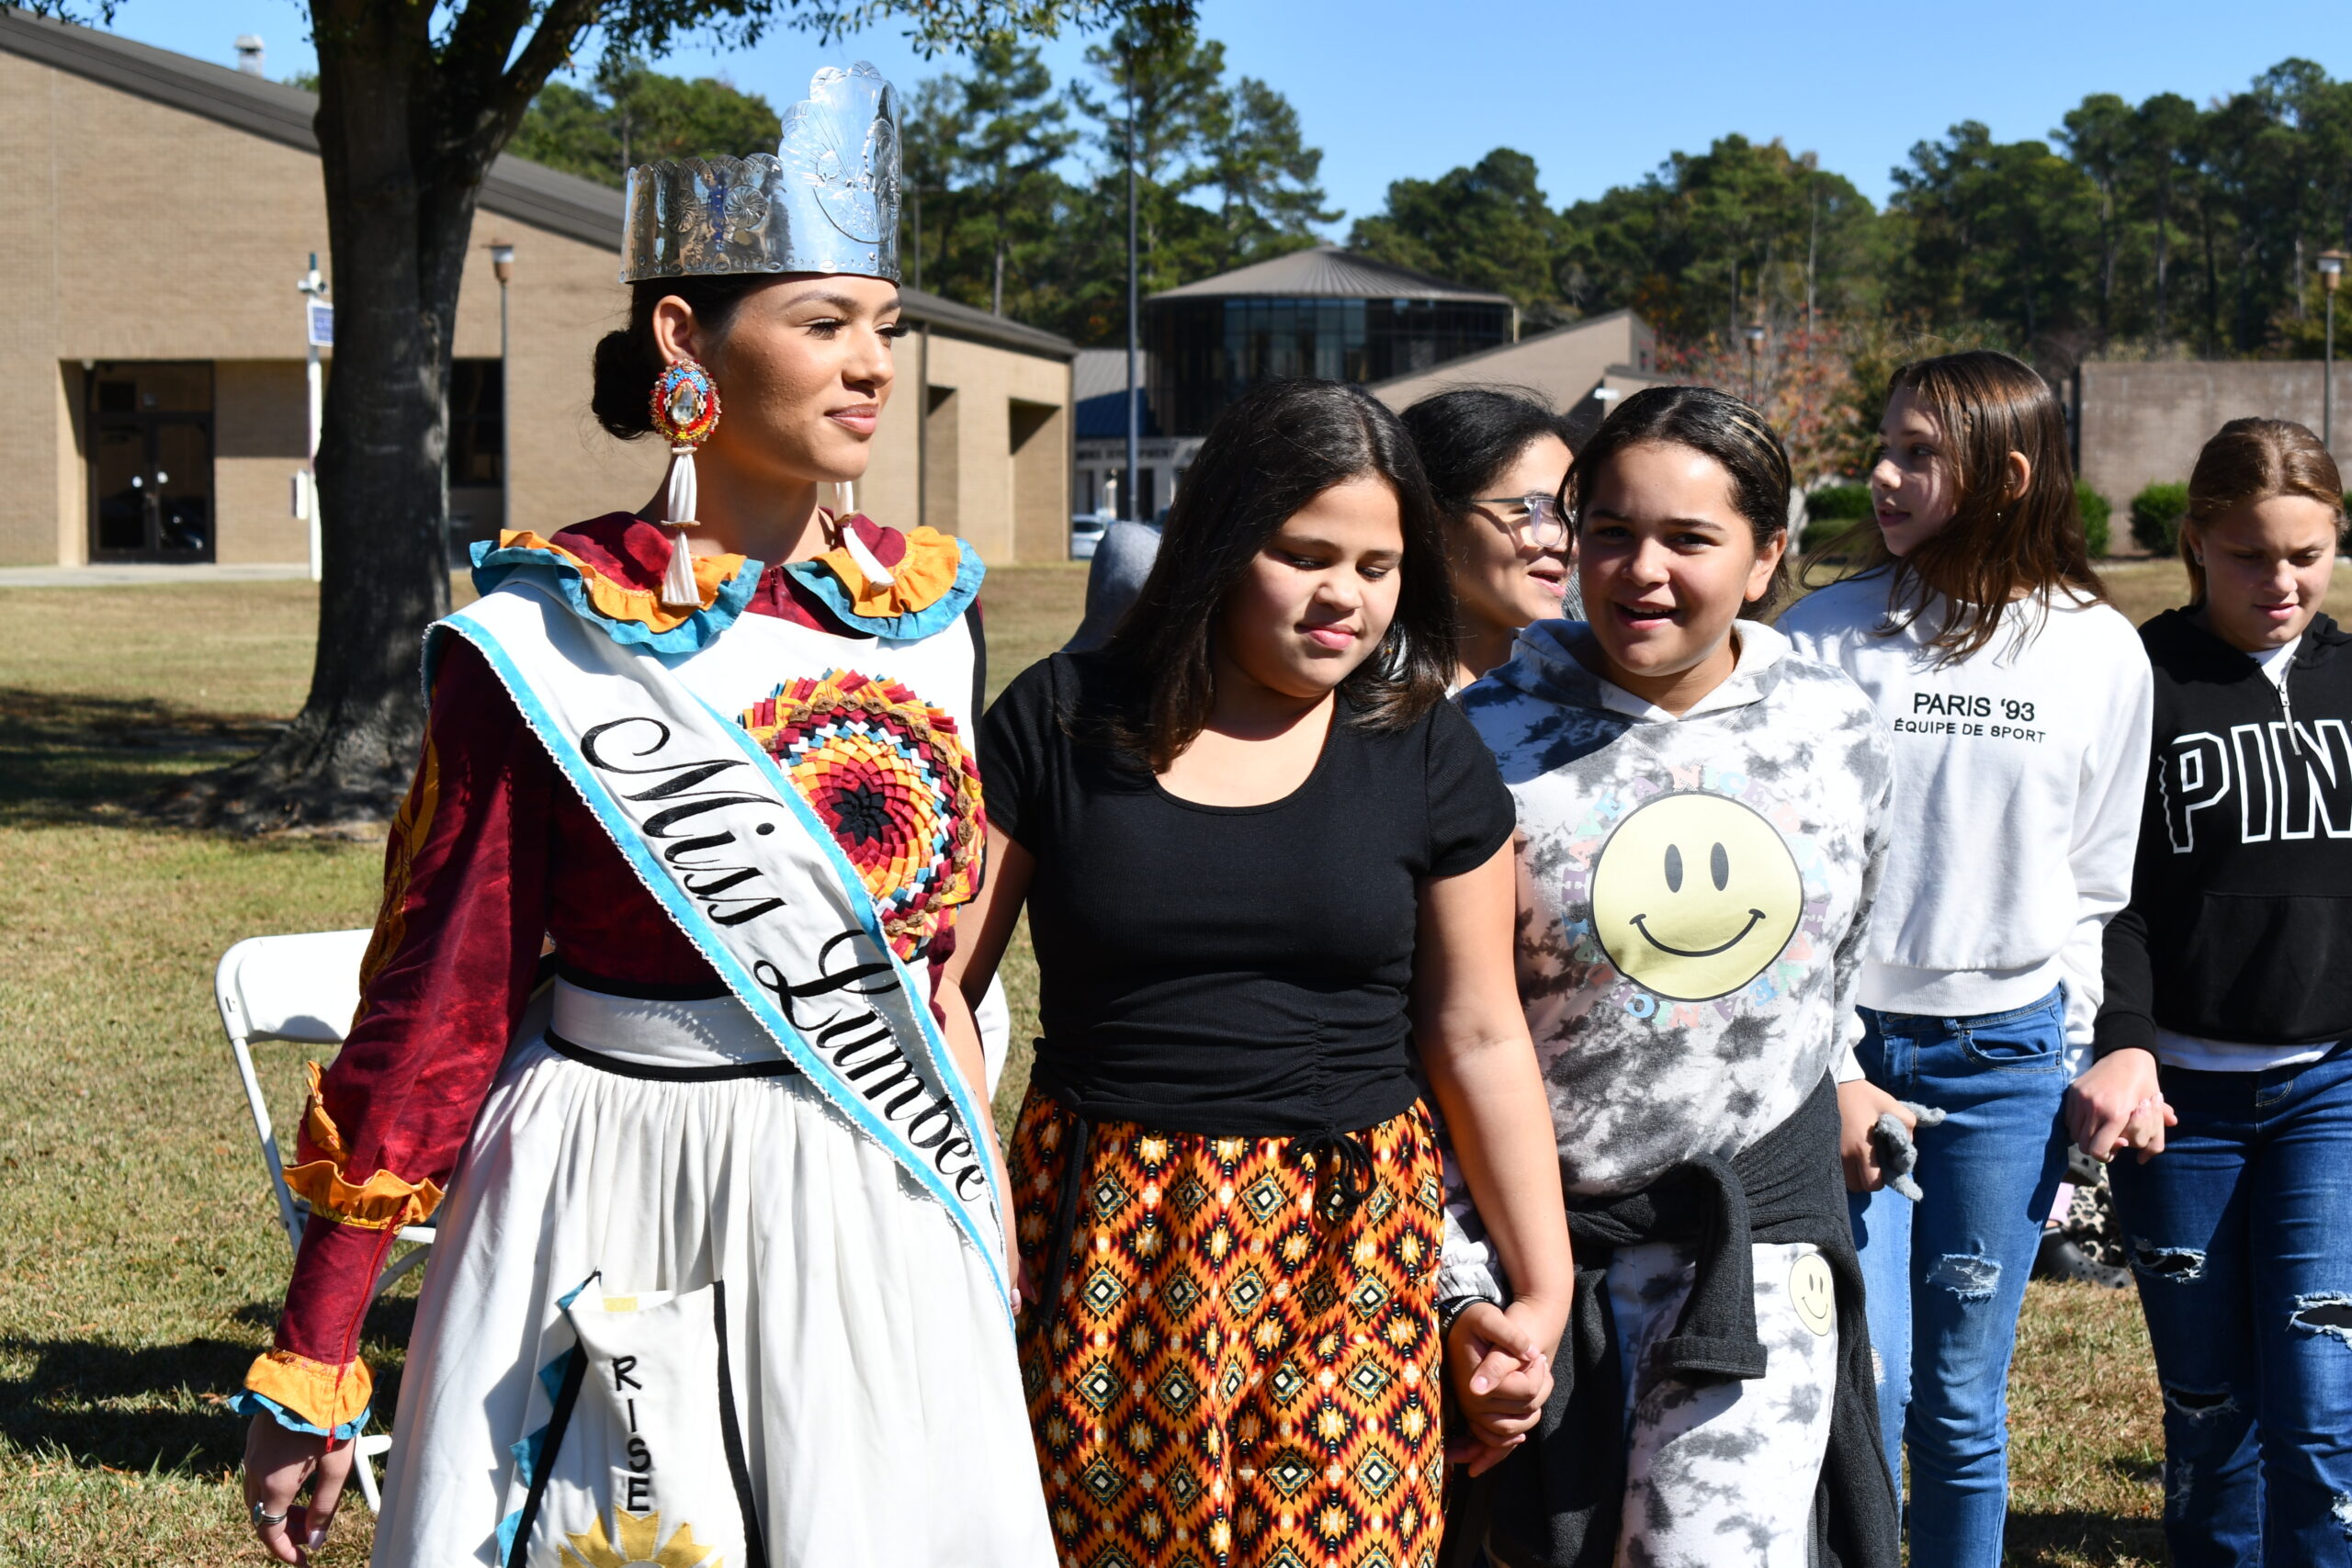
[88,362,215,562]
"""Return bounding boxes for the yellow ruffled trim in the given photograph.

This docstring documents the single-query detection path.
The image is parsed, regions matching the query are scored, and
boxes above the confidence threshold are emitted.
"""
[495,529,747,636]
[813,524,966,619]
[284,1063,446,1231]
[245,1348,373,1431]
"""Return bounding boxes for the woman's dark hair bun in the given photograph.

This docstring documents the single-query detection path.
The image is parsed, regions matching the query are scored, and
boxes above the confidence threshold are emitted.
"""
[590,275,776,441]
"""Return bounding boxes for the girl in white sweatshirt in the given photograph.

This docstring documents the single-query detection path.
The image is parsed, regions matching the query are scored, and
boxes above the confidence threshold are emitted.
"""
[1778,350,2152,1568]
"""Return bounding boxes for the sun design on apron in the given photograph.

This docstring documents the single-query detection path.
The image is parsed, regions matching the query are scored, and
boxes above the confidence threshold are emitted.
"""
[739,669,984,964]
[560,1508,721,1568]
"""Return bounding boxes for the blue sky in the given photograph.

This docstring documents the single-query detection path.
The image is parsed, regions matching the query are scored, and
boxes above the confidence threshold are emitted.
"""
[107,0,2352,229]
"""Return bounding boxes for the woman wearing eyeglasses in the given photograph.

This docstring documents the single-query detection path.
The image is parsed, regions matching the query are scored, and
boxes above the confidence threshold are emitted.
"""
[1401,389,1580,689]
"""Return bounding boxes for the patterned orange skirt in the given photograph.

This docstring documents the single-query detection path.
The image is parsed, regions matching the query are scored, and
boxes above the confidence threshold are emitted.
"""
[1008,1090,1445,1568]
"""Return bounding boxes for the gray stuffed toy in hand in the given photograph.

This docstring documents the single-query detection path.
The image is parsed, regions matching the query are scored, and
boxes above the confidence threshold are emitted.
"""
[1869,1103,1948,1201]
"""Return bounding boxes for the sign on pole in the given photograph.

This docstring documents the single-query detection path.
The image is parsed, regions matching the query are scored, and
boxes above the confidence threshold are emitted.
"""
[306,300,334,348]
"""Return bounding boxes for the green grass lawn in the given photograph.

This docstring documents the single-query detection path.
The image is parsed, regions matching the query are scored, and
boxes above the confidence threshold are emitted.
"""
[0,559,2175,1564]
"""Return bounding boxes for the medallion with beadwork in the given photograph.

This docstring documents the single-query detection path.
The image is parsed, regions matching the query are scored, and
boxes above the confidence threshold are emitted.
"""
[739,669,983,964]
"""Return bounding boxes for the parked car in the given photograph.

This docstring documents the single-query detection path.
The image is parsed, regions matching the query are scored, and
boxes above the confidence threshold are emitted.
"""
[1069,513,1109,560]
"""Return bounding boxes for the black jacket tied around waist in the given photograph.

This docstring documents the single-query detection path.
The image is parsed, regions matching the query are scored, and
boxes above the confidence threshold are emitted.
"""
[1453,1074,1900,1568]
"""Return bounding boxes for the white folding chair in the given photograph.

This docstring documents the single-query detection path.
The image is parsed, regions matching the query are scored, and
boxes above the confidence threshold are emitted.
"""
[216,928,432,1514]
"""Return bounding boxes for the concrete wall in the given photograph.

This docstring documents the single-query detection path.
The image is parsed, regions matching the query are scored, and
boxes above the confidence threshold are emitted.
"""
[2079,360,2352,510]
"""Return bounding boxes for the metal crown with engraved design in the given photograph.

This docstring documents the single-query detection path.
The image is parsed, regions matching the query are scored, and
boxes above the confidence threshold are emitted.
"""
[620,62,900,285]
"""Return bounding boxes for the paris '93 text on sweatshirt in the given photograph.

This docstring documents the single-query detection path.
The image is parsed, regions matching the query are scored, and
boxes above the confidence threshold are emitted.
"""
[2098,610,2352,1065]
[1778,572,2154,1059]
[1437,620,1893,1304]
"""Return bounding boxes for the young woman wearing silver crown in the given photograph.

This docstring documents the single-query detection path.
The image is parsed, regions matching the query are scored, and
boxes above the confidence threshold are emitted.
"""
[236,63,1056,1567]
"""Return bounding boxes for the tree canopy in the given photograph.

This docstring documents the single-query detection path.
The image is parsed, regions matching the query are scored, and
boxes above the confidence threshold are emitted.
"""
[511,55,782,186]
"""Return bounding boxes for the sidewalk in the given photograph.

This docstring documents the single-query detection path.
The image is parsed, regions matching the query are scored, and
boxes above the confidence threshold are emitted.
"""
[0,562,312,588]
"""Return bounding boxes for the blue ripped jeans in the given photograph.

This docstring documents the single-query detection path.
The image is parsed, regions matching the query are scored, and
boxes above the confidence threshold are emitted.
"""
[2109,1042,2352,1567]
[1847,987,2069,1568]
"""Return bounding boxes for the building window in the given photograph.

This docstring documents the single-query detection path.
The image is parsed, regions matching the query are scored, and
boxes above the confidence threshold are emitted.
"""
[1146,294,1510,437]
[448,359,504,484]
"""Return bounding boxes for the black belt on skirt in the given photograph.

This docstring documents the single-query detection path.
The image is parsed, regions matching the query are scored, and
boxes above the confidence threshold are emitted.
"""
[1030,1070,1383,1330]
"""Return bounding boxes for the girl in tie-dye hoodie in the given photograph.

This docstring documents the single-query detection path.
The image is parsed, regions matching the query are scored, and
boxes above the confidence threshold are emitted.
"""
[1440,387,1899,1568]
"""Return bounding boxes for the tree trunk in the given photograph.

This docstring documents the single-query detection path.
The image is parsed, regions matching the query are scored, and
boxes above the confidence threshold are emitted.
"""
[163,5,483,831]
[2154,185,2171,347]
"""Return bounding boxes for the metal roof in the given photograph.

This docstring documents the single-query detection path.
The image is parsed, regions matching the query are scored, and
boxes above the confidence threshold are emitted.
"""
[0,10,1075,361]
[1148,244,1514,306]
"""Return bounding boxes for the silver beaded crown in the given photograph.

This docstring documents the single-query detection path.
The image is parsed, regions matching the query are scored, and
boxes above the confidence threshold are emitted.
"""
[620,62,901,285]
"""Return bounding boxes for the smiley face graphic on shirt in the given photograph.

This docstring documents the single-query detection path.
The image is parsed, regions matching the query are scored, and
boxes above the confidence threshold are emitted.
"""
[1589,791,1803,1001]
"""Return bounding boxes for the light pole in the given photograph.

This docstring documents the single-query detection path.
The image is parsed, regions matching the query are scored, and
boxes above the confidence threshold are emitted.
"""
[296,253,329,581]
[1123,41,1139,524]
[490,242,515,537]
[2320,251,2345,454]
[1744,321,1767,404]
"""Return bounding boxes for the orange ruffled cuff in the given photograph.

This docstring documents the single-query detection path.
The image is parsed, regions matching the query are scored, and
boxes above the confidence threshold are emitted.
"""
[243,1348,374,1433]
[283,1062,447,1231]
[814,524,966,620]
[495,528,748,636]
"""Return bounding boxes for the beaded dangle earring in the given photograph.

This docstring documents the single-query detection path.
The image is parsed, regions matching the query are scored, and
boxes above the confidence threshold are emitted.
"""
[649,357,721,609]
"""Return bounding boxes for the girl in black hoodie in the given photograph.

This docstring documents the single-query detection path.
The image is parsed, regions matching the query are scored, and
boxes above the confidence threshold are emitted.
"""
[2073,417,2352,1565]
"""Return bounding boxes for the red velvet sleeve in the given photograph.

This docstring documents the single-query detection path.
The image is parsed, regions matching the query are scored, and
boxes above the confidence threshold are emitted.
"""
[242,637,553,1433]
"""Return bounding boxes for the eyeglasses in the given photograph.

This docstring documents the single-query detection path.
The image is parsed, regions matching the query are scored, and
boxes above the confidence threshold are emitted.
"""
[1468,492,1571,549]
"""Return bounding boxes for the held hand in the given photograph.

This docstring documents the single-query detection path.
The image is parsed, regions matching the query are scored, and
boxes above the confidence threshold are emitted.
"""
[2117,1092,2178,1164]
[243,1414,353,1564]
[1445,1301,1556,1477]
[1837,1078,1910,1193]
[2065,1049,2163,1164]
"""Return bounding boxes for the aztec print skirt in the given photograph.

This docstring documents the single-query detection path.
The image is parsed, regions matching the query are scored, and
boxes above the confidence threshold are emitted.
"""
[1008,1091,1446,1568]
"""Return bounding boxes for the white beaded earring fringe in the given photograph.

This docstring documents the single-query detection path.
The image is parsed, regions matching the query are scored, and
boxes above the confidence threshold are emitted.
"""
[660,443,701,610]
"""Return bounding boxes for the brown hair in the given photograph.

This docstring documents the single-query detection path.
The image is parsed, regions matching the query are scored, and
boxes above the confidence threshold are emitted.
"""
[1859,350,2103,660]
[2179,418,2346,604]
[1102,379,1455,772]
[590,276,779,439]
[1565,383,1795,617]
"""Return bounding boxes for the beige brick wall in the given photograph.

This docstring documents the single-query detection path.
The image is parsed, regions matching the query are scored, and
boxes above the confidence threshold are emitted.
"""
[212,359,308,562]
[0,47,1069,567]
[0,50,662,565]
[923,333,1072,565]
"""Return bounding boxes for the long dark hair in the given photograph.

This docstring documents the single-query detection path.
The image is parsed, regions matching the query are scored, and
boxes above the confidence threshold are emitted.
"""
[1102,379,1455,770]
[1565,384,1794,617]
[1854,350,2104,660]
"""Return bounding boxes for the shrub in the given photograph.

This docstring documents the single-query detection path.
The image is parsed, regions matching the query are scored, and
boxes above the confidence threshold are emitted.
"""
[2075,480,2112,558]
[1803,482,1873,554]
[2131,480,2190,555]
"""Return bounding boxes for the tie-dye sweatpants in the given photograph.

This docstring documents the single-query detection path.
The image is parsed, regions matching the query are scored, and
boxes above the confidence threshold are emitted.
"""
[1605,1238,1842,1566]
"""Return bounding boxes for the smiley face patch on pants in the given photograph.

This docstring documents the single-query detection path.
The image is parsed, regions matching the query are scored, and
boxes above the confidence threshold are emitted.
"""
[1590,791,1803,1001]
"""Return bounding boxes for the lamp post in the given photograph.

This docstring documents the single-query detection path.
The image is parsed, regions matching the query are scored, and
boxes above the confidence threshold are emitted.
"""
[490,242,515,537]
[1744,321,1767,403]
[2320,251,2345,454]
[296,253,329,581]
[1123,42,1139,524]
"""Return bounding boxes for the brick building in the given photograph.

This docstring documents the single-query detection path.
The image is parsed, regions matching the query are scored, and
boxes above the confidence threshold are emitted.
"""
[0,13,1075,570]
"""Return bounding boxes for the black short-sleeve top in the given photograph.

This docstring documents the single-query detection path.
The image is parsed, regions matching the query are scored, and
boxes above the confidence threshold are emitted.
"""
[980,650,1516,1137]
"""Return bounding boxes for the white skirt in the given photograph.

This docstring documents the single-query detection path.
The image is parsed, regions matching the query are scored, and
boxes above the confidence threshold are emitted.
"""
[369,979,1056,1567]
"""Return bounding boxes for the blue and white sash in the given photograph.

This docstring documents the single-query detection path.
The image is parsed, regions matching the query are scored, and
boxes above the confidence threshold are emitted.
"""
[432,581,1008,1306]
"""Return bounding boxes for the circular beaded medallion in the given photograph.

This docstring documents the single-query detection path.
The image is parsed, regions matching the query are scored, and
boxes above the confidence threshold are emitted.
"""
[650,358,721,446]
[739,670,983,964]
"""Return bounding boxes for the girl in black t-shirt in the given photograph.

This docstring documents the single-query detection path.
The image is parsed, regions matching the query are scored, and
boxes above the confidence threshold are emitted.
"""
[947,379,1574,1568]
